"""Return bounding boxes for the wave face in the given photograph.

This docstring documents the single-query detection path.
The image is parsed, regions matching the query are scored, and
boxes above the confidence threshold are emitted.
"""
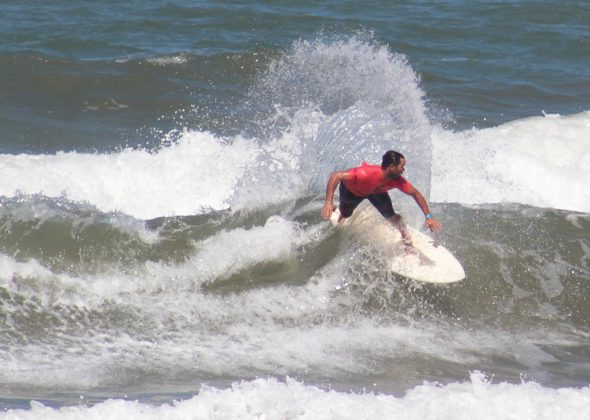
[0,198,588,397]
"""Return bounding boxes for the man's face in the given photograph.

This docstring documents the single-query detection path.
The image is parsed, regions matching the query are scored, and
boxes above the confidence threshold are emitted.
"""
[387,158,406,179]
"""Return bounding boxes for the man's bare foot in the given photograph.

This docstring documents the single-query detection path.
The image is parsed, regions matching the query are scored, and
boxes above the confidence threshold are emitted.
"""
[403,239,416,255]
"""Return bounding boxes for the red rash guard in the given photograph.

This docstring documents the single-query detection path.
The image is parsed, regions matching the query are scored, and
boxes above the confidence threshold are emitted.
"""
[342,162,412,197]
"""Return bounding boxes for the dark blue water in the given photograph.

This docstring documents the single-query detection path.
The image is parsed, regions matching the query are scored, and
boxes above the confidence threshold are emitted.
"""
[2,1,589,153]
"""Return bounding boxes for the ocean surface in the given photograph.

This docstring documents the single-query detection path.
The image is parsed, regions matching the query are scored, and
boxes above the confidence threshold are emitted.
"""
[1,1,590,418]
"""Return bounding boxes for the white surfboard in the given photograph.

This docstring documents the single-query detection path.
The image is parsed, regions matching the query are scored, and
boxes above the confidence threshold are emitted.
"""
[330,204,465,284]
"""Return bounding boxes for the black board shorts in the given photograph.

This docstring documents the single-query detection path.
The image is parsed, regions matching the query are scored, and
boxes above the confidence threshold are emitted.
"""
[339,182,396,219]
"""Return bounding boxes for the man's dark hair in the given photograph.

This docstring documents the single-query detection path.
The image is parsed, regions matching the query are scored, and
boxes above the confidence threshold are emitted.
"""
[381,150,405,169]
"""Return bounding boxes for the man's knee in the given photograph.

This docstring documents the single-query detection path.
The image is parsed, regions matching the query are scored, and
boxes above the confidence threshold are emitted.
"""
[374,204,396,219]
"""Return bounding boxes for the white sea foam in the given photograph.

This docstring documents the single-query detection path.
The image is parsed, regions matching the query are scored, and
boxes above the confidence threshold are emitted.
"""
[1,374,589,420]
[145,54,189,65]
[1,109,587,221]
[182,215,305,283]
[115,54,189,65]
[0,131,261,220]
[431,111,590,213]
[0,124,317,220]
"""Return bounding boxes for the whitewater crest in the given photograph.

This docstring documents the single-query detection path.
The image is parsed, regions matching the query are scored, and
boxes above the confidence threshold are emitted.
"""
[431,111,590,213]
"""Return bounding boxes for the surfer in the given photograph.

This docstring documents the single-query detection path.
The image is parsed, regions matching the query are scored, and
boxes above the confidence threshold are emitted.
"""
[321,150,441,248]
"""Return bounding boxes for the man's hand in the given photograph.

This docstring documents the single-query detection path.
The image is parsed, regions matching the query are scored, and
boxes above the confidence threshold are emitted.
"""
[426,217,442,233]
[321,202,334,220]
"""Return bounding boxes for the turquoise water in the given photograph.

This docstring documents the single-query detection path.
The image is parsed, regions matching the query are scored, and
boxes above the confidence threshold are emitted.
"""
[0,1,589,418]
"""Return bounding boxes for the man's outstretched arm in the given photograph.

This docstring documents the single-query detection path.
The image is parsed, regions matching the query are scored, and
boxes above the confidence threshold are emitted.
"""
[403,185,442,232]
[321,170,351,220]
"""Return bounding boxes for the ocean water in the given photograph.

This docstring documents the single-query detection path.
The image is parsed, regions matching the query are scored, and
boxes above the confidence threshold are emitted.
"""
[1,1,590,419]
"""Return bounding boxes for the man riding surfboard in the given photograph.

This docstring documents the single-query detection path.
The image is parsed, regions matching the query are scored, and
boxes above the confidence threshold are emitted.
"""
[321,150,441,248]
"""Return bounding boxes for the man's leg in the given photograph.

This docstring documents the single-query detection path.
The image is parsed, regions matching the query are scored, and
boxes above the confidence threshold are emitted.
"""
[338,182,364,220]
[368,193,412,246]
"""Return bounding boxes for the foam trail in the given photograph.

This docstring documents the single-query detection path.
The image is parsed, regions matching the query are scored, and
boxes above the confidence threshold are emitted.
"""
[431,111,590,212]
[0,215,309,304]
